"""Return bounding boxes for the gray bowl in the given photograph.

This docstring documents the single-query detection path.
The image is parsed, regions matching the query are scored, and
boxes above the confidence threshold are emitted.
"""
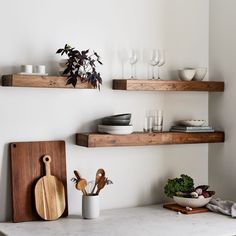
[102,118,130,126]
[106,113,131,120]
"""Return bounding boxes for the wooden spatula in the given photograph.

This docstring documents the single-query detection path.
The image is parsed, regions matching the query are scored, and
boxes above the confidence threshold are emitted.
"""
[91,169,105,194]
[35,155,66,220]
[96,176,107,195]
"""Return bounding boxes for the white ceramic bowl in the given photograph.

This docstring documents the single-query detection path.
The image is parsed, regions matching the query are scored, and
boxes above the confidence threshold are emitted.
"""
[173,196,212,208]
[179,120,206,127]
[98,125,133,135]
[193,67,207,81]
[178,69,196,81]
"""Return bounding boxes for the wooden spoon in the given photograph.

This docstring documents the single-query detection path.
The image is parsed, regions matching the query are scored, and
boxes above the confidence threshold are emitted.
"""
[95,176,107,195]
[76,179,88,195]
[91,169,105,194]
[74,170,88,195]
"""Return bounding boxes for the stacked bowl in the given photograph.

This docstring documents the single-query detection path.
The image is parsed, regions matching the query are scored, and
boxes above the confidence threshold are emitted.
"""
[178,68,207,81]
[98,114,133,135]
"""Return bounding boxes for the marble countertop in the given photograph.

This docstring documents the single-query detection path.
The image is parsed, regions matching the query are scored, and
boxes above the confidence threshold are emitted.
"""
[1,205,236,236]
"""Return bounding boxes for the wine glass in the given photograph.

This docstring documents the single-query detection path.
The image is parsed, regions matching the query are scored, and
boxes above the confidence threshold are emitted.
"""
[117,48,127,79]
[157,50,165,80]
[129,49,138,79]
[149,49,160,80]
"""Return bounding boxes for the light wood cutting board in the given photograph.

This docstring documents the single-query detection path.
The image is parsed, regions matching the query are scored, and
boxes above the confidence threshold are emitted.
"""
[10,141,68,222]
[35,155,66,220]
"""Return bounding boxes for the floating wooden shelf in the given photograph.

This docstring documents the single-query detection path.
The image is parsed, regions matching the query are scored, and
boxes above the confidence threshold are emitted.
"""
[1,74,94,89]
[76,131,225,148]
[112,80,224,92]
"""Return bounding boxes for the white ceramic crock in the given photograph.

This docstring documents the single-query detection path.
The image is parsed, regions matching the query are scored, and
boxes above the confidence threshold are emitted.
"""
[82,195,100,219]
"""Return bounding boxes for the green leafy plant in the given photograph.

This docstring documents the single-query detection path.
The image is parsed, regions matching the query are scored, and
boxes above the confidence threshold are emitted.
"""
[56,44,102,88]
[164,174,194,198]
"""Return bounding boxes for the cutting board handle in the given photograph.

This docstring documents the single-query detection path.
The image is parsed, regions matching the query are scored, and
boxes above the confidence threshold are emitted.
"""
[43,155,52,176]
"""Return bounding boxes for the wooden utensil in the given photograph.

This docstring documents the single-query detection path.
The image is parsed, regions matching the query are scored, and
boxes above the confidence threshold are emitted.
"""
[74,170,82,180]
[91,169,105,194]
[95,176,107,195]
[76,179,88,195]
[10,140,68,223]
[74,170,88,195]
[35,155,66,220]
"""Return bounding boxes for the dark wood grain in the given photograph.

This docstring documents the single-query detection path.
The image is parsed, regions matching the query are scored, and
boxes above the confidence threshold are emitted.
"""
[10,141,68,222]
[76,131,225,148]
[163,203,209,214]
[113,79,224,92]
[2,74,94,89]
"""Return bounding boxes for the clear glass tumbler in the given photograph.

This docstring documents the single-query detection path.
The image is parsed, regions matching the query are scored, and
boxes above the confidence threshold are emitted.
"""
[152,110,163,132]
[143,110,154,133]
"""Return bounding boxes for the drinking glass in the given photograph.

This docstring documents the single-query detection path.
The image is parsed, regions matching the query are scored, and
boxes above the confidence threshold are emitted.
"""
[149,49,160,79]
[128,49,138,78]
[157,50,165,80]
[152,110,163,132]
[143,110,154,133]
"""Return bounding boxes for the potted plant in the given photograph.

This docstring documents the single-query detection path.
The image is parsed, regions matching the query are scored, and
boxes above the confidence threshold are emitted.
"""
[56,44,102,89]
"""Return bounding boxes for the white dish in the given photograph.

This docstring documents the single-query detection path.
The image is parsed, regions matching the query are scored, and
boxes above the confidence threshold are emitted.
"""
[193,67,207,81]
[173,196,212,208]
[178,69,196,81]
[179,120,206,127]
[18,72,48,76]
[98,125,133,135]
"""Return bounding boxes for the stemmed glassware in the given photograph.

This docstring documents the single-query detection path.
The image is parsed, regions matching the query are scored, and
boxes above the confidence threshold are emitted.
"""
[148,49,165,80]
[157,50,165,80]
[128,49,138,79]
[149,50,160,80]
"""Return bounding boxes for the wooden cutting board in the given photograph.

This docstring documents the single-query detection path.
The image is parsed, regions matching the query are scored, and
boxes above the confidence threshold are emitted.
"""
[35,155,66,220]
[10,141,68,222]
[163,203,209,214]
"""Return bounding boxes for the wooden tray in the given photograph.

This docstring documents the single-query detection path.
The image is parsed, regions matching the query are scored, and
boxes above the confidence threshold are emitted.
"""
[10,140,68,222]
[163,203,209,214]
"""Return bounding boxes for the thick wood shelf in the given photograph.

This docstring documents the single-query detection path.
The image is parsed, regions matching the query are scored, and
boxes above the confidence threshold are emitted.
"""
[2,74,94,89]
[76,131,225,148]
[113,79,224,92]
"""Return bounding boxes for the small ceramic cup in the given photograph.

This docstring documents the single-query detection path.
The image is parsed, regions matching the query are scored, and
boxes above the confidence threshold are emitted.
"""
[34,65,46,74]
[82,195,100,219]
[21,65,33,74]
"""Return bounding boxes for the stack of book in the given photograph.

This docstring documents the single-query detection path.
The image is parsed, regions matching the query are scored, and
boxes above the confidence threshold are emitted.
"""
[170,126,214,132]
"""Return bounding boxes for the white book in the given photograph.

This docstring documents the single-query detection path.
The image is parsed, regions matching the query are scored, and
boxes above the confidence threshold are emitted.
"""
[170,128,215,133]
[171,126,213,130]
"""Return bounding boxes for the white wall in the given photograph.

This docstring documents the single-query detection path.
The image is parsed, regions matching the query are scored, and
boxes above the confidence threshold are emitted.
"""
[0,0,209,221]
[209,0,236,200]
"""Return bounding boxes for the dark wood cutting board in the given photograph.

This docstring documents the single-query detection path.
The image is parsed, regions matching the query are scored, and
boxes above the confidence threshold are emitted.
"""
[10,140,68,222]
[163,203,209,214]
